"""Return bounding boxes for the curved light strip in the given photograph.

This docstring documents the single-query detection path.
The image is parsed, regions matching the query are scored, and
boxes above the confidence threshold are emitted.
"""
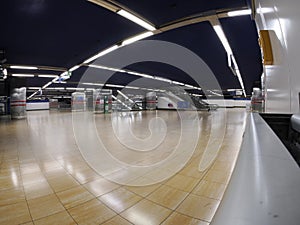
[29,4,251,99]
[117,9,156,31]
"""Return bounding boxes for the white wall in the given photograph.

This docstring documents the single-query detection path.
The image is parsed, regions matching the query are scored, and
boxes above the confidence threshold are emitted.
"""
[255,0,300,113]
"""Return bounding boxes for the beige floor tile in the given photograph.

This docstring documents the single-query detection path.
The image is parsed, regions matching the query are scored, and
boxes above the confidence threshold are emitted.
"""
[99,187,142,213]
[34,210,76,225]
[57,186,94,209]
[83,178,119,197]
[68,199,116,225]
[162,212,209,225]
[121,199,172,225]
[24,180,54,200]
[101,215,133,225]
[147,185,188,210]
[71,168,101,184]
[47,174,79,192]
[39,160,63,172]
[0,187,25,206]
[192,180,226,200]
[176,194,220,222]
[27,193,65,220]
[22,172,46,186]
[43,167,69,179]
[0,174,22,190]
[125,183,161,197]
[178,164,206,179]
[20,163,41,175]
[0,109,246,225]
[21,222,34,225]
[0,201,31,225]
[165,174,199,192]
[203,169,231,184]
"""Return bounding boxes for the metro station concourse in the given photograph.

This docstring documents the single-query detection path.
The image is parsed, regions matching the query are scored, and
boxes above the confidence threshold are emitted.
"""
[1,1,300,225]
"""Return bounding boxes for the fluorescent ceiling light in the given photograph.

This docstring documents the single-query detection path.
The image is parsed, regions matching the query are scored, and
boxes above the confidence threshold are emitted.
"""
[127,71,154,79]
[27,87,41,90]
[172,81,185,86]
[69,65,80,72]
[53,81,67,84]
[125,86,140,90]
[154,77,172,83]
[83,45,119,64]
[213,25,232,55]
[42,82,52,89]
[38,75,59,78]
[184,84,194,88]
[122,31,153,46]
[28,93,36,99]
[11,74,35,77]
[106,84,124,88]
[227,9,251,17]
[117,90,129,100]
[117,9,156,31]
[235,70,246,96]
[60,71,68,76]
[82,82,104,86]
[208,90,223,97]
[89,64,126,73]
[10,65,38,70]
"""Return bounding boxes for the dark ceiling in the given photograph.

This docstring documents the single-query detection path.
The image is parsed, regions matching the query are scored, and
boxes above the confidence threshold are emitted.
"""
[0,0,262,96]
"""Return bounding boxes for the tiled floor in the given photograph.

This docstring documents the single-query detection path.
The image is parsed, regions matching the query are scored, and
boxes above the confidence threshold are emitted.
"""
[0,109,247,225]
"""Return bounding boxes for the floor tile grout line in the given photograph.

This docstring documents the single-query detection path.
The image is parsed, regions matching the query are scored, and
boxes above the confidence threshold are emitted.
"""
[158,167,211,225]
[17,149,34,224]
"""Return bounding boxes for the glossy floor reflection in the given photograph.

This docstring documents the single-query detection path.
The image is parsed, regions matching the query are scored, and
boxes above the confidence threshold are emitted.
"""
[0,109,246,225]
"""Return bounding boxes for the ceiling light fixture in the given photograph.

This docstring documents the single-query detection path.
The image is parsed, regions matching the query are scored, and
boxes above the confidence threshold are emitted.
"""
[27,87,41,90]
[83,45,119,64]
[184,84,194,88]
[117,9,156,31]
[213,25,233,55]
[38,75,59,78]
[69,65,80,72]
[154,77,172,83]
[42,82,52,89]
[89,64,126,73]
[227,9,251,17]
[172,81,185,86]
[10,65,38,70]
[11,74,35,77]
[125,86,140,90]
[126,71,154,79]
[82,82,104,86]
[122,31,154,46]
[106,84,124,88]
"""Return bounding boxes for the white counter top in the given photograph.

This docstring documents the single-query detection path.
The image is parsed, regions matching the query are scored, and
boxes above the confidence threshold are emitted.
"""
[211,113,300,225]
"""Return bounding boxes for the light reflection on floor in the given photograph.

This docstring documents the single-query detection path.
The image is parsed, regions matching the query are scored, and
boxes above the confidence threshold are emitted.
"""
[0,109,247,225]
